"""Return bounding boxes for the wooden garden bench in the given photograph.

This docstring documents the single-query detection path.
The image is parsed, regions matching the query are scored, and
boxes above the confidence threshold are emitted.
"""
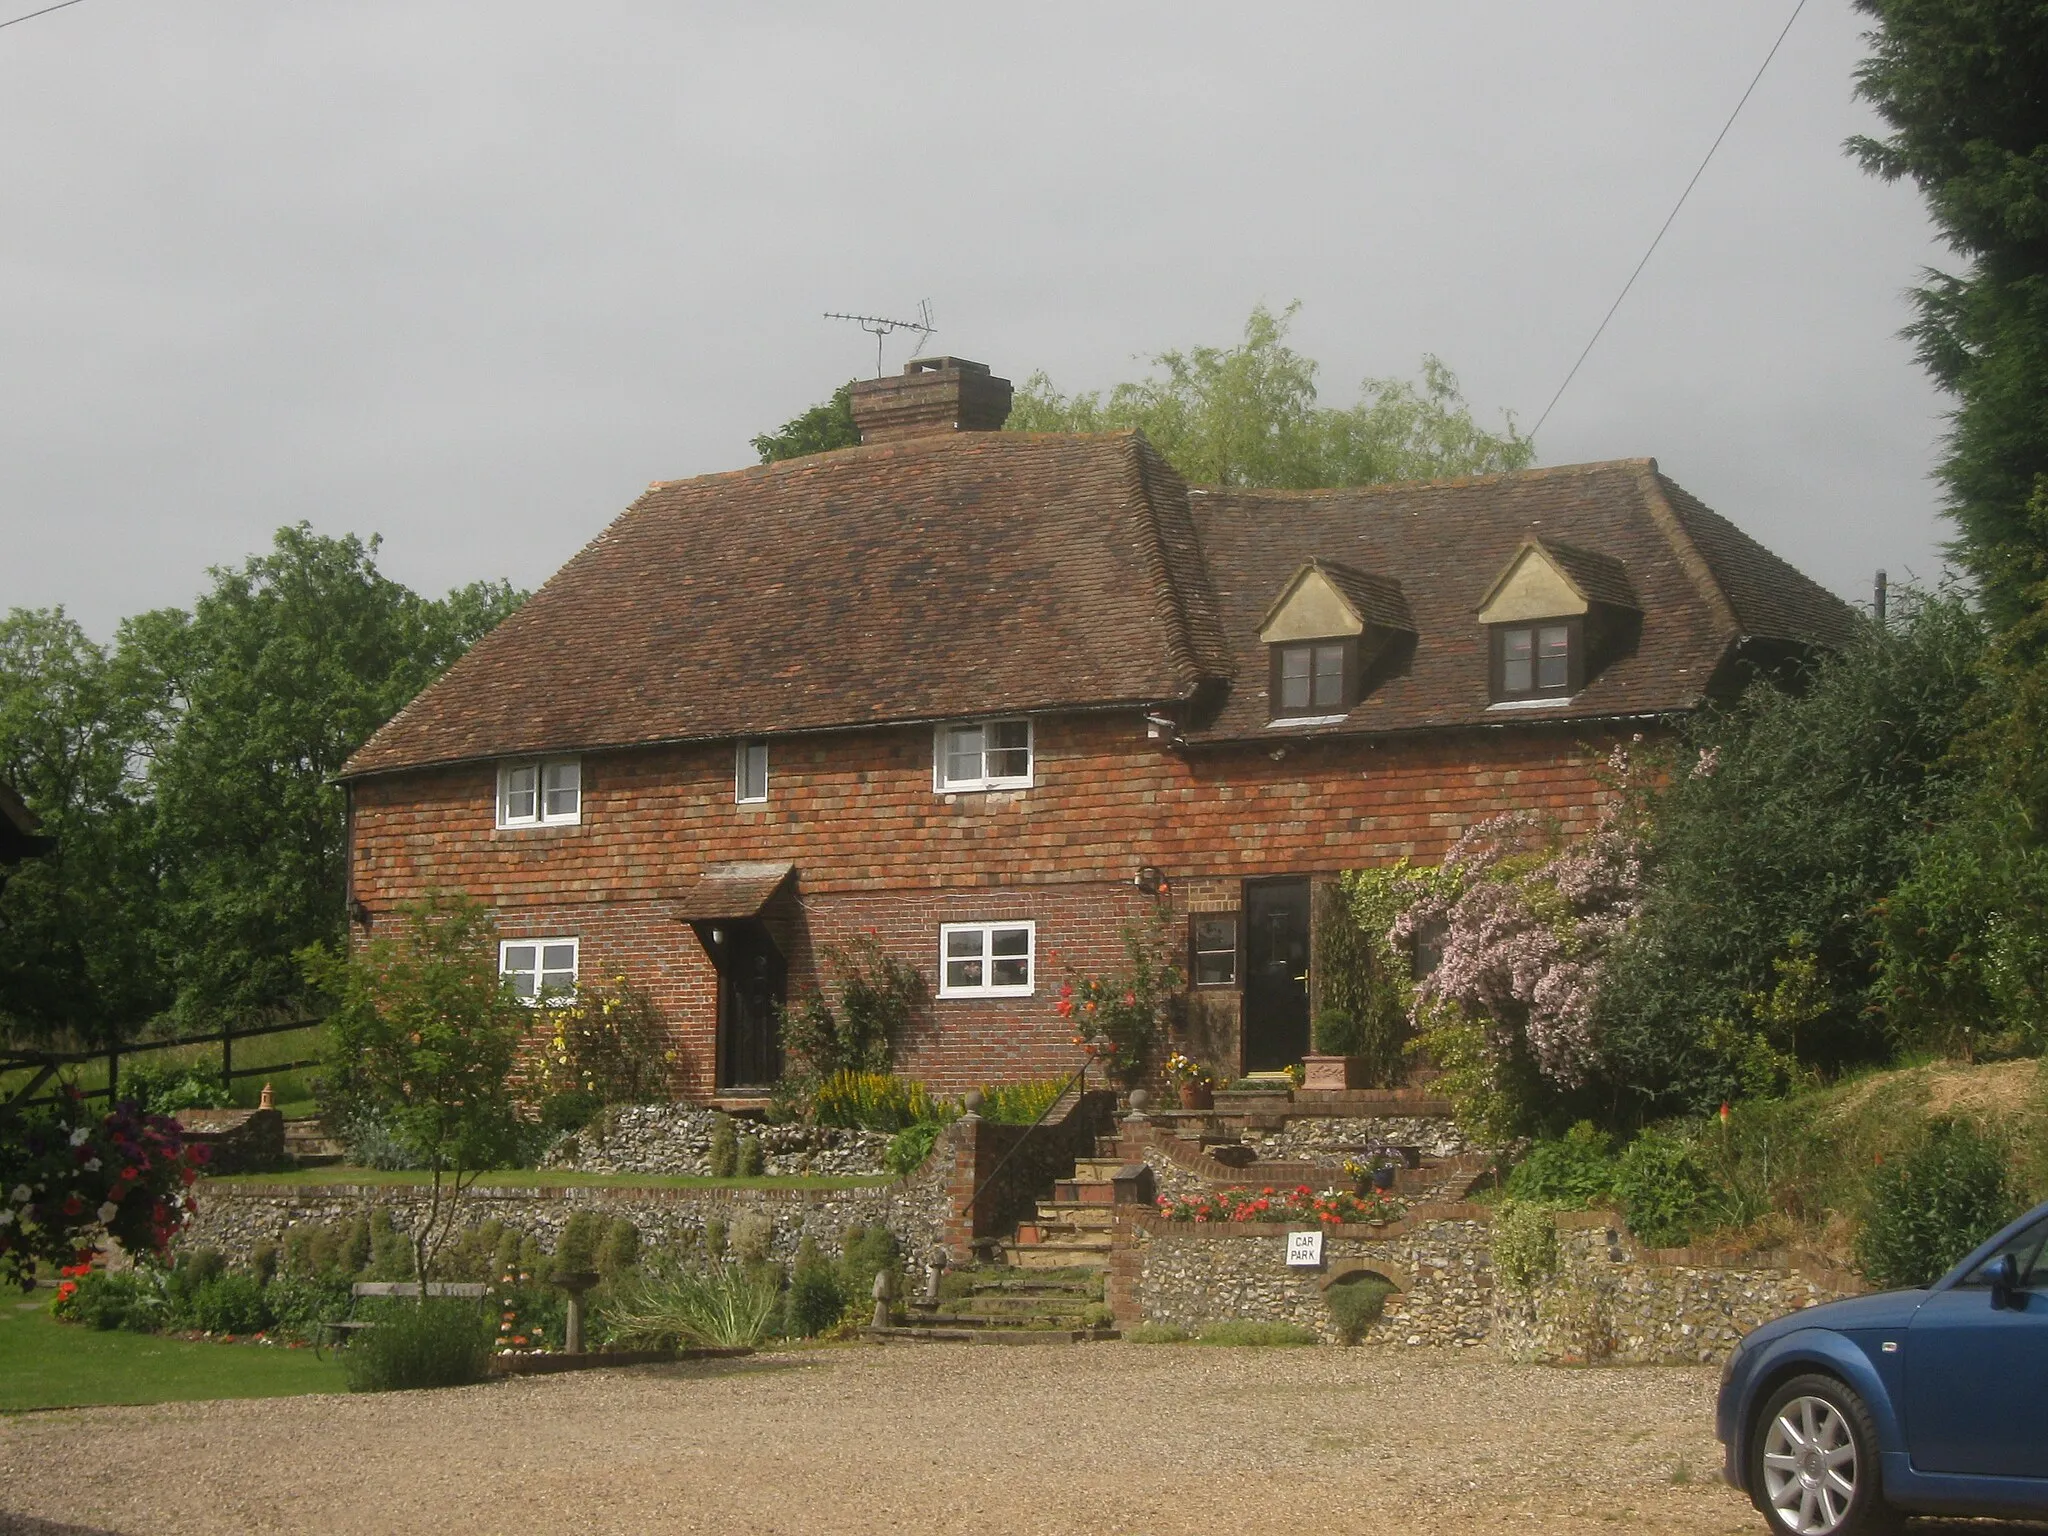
[317,1281,489,1355]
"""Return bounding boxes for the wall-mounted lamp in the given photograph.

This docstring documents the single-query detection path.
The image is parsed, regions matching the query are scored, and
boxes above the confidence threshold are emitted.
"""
[1134,865,1170,896]
[347,898,373,931]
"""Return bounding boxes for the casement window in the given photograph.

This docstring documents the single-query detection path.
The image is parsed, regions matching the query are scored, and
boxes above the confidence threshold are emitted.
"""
[1190,913,1241,987]
[500,938,578,1002]
[1491,621,1577,700]
[933,718,1033,792]
[736,740,769,804]
[1271,641,1352,718]
[497,758,581,827]
[938,921,1035,998]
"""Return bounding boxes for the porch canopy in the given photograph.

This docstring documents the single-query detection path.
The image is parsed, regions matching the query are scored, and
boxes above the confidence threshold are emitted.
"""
[673,861,795,920]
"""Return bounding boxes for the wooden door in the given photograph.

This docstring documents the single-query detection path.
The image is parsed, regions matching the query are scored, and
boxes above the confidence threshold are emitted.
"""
[707,920,785,1091]
[1242,877,1311,1072]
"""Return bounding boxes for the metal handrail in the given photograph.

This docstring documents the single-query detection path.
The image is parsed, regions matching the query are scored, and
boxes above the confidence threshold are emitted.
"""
[954,1060,1098,1228]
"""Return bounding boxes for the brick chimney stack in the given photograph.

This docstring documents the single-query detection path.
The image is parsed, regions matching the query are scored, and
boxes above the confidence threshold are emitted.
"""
[849,357,1013,444]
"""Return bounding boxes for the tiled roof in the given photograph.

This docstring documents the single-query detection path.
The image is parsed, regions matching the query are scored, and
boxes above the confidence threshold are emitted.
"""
[1317,562,1417,633]
[344,432,1216,777]
[342,442,1856,778]
[1542,539,1639,611]
[673,862,795,919]
[1181,458,1851,742]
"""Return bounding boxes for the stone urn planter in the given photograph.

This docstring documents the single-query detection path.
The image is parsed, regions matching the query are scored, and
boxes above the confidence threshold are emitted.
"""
[1178,1081,1215,1111]
[1301,1054,1369,1091]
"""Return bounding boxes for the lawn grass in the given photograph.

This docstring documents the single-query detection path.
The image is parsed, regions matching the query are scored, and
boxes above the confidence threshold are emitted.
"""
[0,1290,346,1412]
[204,1166,894,1191]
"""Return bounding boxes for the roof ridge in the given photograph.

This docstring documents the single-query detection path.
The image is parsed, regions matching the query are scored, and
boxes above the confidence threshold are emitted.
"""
[645,428,1146,491]
[1185,457,1658,501]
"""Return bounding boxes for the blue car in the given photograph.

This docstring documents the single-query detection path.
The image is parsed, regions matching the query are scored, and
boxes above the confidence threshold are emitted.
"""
[1717,1197,2048,1534]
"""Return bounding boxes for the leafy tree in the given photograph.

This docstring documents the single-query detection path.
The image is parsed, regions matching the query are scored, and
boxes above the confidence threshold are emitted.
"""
[302,892,527,1288]
[753,381,860,463]
[122,526,521,1028]
[1007,303,1534,487]
[1597,593,1985,1115]
[0,609,167,1044]
[1850,1,2048,621]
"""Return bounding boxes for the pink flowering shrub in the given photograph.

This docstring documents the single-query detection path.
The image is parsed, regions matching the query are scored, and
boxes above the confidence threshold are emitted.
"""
[1390,749,1648,1091]
[0,1086,207,1289]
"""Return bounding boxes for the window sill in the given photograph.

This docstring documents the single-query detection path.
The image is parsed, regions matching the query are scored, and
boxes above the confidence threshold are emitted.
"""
[1264,714,1351,729]
[937,987,1037,1001]
[1485,697,1575,712]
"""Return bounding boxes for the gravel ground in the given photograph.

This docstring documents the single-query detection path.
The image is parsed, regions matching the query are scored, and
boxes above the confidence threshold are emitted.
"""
[0,1344,2035,1536]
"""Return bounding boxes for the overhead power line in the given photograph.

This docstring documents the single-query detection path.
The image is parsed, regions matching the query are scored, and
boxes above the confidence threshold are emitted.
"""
[1532,0,1810,438]
[0,0,86,32]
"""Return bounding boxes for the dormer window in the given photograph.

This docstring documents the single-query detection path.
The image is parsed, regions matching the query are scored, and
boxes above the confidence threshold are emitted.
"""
[1256,560,1414,724]
[1477,537,1638,706]
[1275,641,1352,716]
[1495,622,1575,699]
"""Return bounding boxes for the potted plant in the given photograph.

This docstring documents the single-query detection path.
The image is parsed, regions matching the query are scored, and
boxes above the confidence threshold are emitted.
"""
[1301,1005,1370,1091]
[1162,1052,1219,1111]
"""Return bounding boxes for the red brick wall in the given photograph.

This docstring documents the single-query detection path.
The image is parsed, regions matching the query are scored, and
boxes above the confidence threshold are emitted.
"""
[351,713,1640,1097]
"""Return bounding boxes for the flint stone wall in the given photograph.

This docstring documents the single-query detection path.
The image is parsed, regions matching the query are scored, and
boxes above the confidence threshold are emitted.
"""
[1120,1206,1862,1361]
[183,1164,947,1270]
[1129,1212,1494,1347]
[1240,1116,1468,1163]
[1493,1218,1863,1366]
[541,1105,892,1178]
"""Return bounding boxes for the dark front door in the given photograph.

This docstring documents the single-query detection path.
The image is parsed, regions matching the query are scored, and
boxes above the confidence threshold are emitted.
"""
[1243,877,1311,1072]
[700,919,786,1092]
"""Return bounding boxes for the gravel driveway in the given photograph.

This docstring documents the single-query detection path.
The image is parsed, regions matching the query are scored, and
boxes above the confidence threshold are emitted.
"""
[0,1343,1851,1535]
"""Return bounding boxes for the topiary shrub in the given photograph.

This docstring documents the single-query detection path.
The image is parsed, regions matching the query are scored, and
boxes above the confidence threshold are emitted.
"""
[1324,1274,1394,1344]
[706,1116,739,1178]
[736,1134,765,1177]
[343,1298,493,1392]
[839,1224,899,1297]
[1615,1130,1714,1247]
[1490,1199,1559,1292]
[786,1238,849,1337]
[1855,1116,2018,1289]
[555,1210,606,1276]
[1505,1122,1616,1208]
[597,1218,640,1278]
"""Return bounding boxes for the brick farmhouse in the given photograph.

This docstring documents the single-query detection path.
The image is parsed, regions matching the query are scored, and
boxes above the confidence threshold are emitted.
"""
[339,358,1856,1104]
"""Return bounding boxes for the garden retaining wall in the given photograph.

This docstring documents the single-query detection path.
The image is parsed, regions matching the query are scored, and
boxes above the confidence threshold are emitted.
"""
[183,1161,951,1273]
[1110,1204,1863,1360]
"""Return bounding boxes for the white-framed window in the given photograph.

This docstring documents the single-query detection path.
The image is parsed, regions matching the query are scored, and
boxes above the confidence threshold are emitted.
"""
[933,718,1032,792]
[938,921,1035,998]
[499,937,579,1002]
[497,758,581,827]
[736,740,769,804]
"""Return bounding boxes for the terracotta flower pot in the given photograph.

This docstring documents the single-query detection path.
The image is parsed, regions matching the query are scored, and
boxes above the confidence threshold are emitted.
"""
[1178,1082,1215,1111]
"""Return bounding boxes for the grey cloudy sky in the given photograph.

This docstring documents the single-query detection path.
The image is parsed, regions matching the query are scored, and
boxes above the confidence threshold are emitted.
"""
[3,1,1950,637]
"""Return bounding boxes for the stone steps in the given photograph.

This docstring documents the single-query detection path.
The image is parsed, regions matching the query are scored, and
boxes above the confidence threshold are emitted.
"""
[283,1118,347,1167]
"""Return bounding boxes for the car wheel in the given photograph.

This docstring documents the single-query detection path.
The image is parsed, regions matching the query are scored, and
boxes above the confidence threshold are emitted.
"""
[1748,1374,1897,1536]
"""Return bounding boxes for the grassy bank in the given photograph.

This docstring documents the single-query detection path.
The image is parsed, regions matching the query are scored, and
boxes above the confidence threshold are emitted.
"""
[0,1023,329,1113]
[0,1290,346,1412]
[205,1167,895,1191]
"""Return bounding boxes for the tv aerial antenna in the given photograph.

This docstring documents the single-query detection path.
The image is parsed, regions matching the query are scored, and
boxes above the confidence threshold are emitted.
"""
[823,300,935,376]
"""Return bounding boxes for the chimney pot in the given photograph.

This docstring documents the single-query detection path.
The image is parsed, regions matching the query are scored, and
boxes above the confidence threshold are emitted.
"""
[849,357,1012,444]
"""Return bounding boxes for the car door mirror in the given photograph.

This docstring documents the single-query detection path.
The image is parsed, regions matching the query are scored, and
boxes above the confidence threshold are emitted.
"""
[1990,1251,2021,1309]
